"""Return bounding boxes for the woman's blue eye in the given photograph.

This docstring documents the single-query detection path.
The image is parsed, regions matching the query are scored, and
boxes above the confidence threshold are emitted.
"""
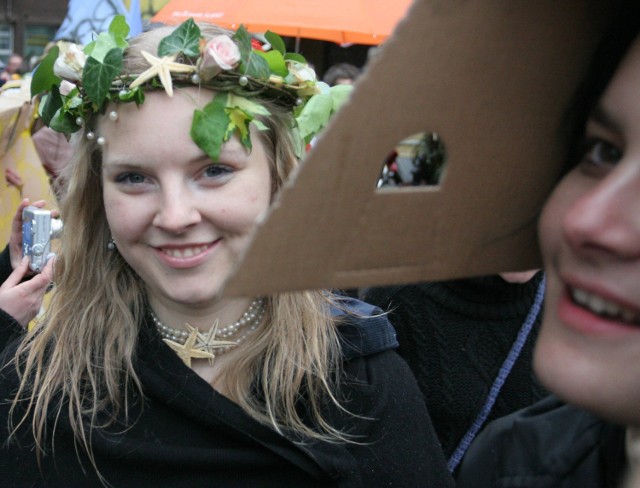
[581,138,622,167]
[116,172,146,184]
[204,164,231,178]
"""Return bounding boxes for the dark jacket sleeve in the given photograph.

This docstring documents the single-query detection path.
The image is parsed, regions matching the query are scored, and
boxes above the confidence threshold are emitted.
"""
[455,395,626,488]
[0,245,12,284]
[331,349,455,487]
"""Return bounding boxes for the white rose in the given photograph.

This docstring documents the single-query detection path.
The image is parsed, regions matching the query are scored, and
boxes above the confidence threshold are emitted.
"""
[53,42,86,81]
[288,62,317,84]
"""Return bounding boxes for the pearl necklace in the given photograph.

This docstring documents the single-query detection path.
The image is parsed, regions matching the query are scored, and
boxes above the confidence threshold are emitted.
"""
[150,297,265,366]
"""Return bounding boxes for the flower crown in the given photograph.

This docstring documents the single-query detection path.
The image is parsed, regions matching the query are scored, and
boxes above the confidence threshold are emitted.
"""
[31,16,351,160]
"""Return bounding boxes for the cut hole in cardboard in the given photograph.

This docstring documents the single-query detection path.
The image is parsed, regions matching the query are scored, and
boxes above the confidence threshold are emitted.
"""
[377,131,447,188]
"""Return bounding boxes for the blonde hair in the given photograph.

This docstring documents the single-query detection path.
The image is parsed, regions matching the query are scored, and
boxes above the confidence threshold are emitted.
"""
[9,23,348,469]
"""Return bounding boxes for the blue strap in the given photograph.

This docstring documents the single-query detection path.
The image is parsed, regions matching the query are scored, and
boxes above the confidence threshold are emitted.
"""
[447,275,546,472]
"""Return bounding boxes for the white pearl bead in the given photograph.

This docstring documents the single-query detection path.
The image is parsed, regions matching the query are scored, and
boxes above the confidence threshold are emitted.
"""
[97,136,106,146]
[86,131,95,140]
[239,76,249,86]
[75,117,84,127]
[191,73,201,84]
[109,111,119,121]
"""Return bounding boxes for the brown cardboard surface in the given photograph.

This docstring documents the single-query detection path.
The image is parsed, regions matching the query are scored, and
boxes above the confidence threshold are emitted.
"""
[224,0,611,296]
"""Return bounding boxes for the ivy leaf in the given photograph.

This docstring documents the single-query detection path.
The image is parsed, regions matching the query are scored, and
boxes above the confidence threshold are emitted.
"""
[264,31,285,55]
[49,108,81,133]
[252,119,268,131]
[329,84,353,111]
[191,92,230,161]
[233,25,253,65]
[31,45,60,97]
[284,52,306,64]
[118,87,145,105]
[226,106,253,150]
[39,87,63,126]
[88,32,120,62]
[242,52,270,79]
[255,50,287,77]
[82,48,123,107]
[295,92,333,143]
[158,18,201,58]
[227,94,271,117]
[109,14,130,47]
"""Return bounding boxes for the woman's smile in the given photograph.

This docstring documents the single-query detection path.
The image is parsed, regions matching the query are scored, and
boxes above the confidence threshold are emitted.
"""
[153,240,221,267]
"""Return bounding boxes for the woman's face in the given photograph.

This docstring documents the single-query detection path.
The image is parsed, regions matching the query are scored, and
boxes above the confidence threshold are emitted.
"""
[101,89,272,310]
[535,36,640,425]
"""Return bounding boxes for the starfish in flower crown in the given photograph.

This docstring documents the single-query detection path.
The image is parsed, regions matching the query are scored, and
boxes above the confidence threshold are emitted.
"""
[128,50,196,97]
[163,324,215,367]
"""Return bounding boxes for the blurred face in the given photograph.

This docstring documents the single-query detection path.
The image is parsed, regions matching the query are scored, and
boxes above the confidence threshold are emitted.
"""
[535,36,640,425]
[101,89,272,310]
[7,55,22,73]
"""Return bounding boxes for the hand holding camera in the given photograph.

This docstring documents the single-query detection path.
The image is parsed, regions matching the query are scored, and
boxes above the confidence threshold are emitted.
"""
[21,204,63,273]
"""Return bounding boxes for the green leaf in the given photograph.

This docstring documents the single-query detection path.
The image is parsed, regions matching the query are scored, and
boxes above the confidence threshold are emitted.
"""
[226,106,253,150]
[284,52,306,64]
[84,41,95,56]
[255,50,287,77]
[190,92,230,161]
[109,14,130,43]
[329,84,353,111]
[291,127,305,159]
[158,18,201,58]
[31,46,61,97]
[295,92,333,142]
[252,119,268,131]
[67,94,83,109]
[89,32,120,62]
[227,94,271,116]
[242,52,270,79]
[40,86,63,126]
[82,48,123,107]
[49,108,81,133]
[264,31,285,55]
[119,87,145,105]
[233,25,253,65]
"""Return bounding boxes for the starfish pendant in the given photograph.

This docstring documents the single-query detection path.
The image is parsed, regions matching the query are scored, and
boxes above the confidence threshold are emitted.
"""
[163,324,215,367]
[196,321,238,366]
[129,51,196,97]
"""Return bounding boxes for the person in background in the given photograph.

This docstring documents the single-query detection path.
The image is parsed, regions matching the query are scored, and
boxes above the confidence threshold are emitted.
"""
[457,5,640,486]
[0,53,24,85]
[31,126,73,199]
[363,269,546,471]
[0,18,454,487]
[322,62,361,86]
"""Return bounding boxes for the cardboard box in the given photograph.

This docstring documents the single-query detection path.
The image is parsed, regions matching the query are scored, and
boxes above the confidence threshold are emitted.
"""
[225,0,612,296]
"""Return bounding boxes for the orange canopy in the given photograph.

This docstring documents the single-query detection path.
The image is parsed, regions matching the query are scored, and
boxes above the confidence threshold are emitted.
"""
[151,0,414,45]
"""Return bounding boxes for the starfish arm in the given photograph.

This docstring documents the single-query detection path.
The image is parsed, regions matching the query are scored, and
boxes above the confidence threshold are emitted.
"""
[129,51,196,97]
[166,61,197,73]
[157,64,174,97]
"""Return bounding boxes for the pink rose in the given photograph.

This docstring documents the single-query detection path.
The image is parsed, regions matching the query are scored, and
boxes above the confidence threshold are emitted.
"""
[59,80,77,96]
[198,35,241,81]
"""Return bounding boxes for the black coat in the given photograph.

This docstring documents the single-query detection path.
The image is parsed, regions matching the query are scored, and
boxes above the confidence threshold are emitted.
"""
[0,248,453,488]
[455,395,627,487]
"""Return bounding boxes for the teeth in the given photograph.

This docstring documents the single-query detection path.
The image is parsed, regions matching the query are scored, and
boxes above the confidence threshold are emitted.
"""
[571,287,640,324]
[162,245,208,258]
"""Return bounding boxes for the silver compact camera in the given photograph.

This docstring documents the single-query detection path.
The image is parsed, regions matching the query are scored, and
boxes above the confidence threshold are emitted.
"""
[22,206,63,272]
